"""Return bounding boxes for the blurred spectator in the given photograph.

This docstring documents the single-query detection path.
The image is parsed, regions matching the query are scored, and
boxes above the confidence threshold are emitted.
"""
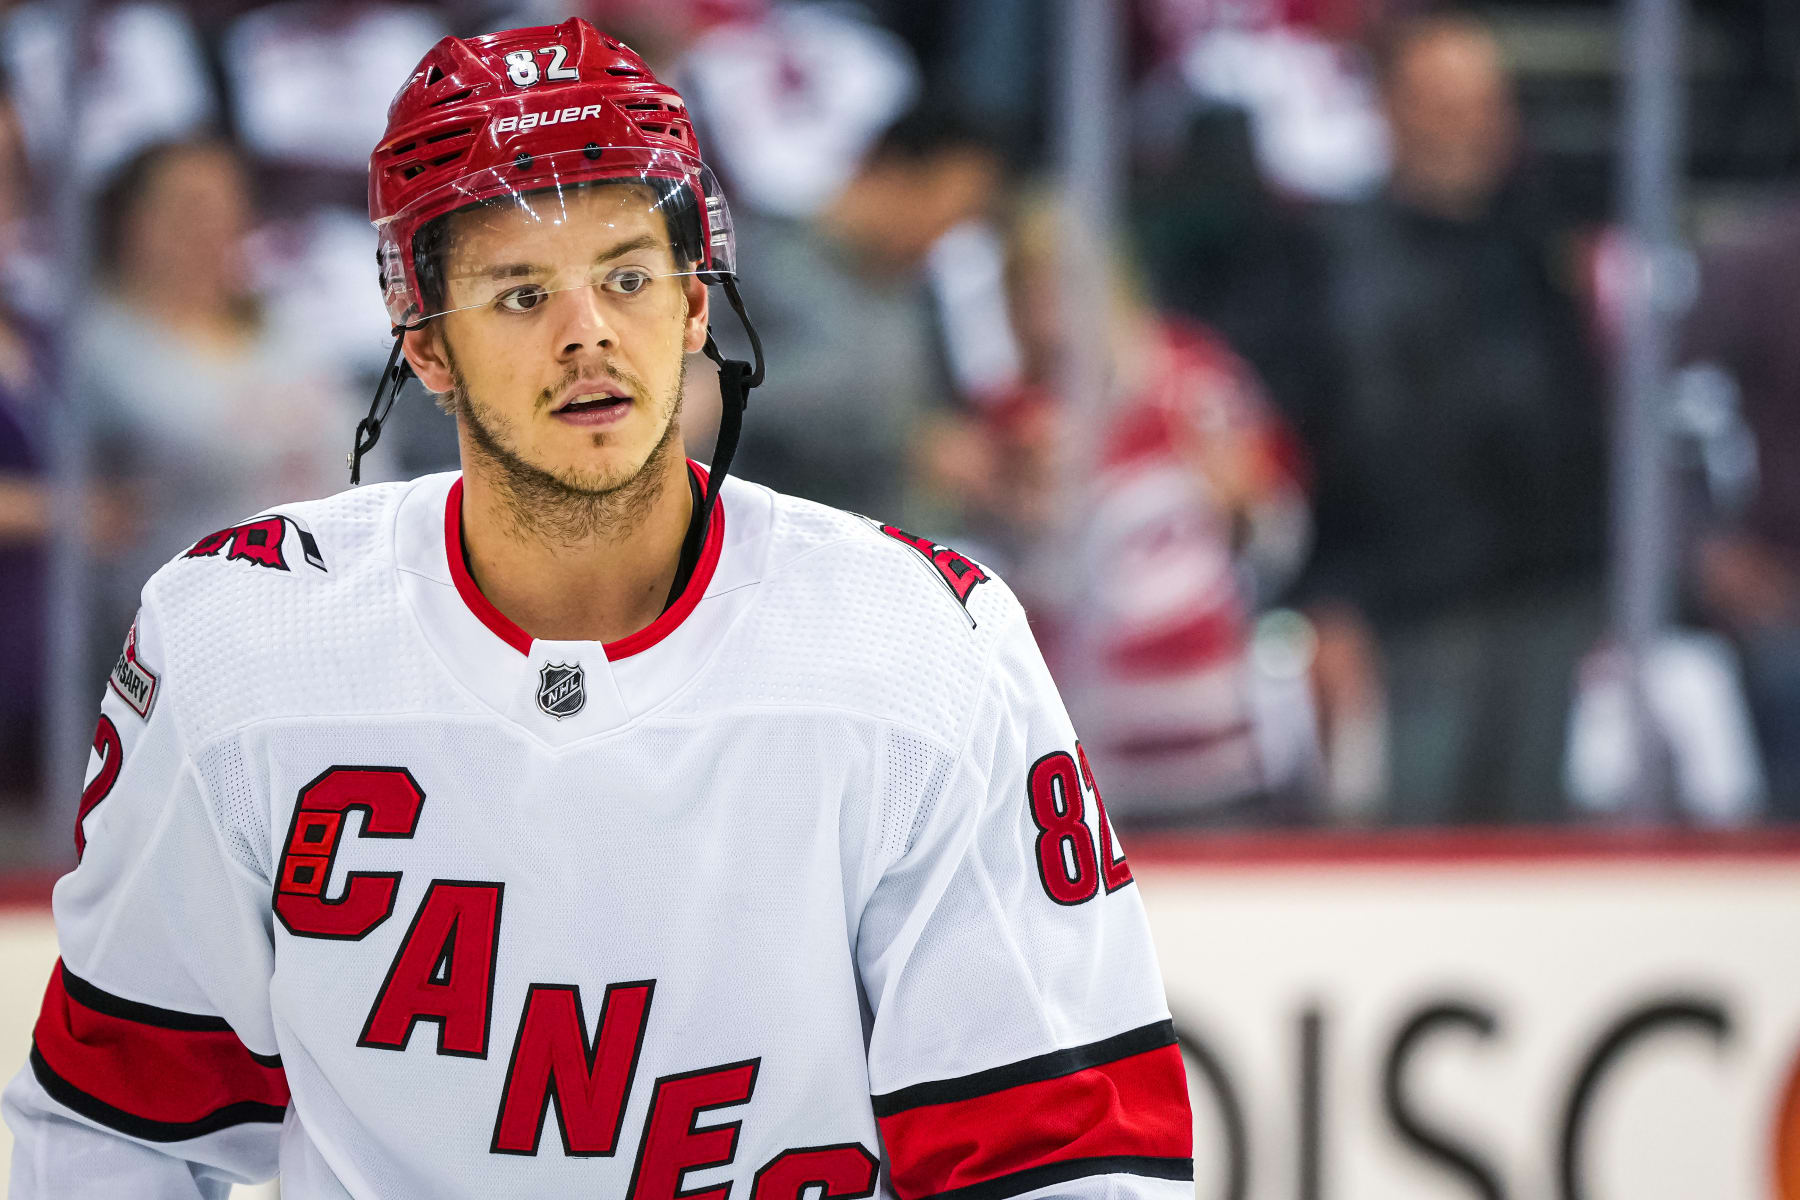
[926,197,1313,824]
[675,0,919,222]
[215,1,455,472]
[0,95,50,808]
[222,1,448,194]
[573,0,765,68]
[1302,13,1608,824]
[1133,108,1336,445]
[863,0,1045,164]
[1685,203,1800,821]
[1152,0,1390,202]
[2,0,216,183]
[729,109,1003,521]
[80,138,362,640]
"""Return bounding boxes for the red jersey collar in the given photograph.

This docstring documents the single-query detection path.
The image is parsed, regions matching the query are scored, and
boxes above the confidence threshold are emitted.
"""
[443,461,726,659]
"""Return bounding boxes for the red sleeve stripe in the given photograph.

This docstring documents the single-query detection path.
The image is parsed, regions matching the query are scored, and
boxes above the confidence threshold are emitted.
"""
[871,1020,1178,1116]
[904,1155,1193,1200]
[30,960,289,1142]
[873,1021,1193,1200]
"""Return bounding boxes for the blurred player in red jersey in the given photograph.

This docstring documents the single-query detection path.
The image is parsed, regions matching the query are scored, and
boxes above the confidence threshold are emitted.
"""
[927,197,1315,824]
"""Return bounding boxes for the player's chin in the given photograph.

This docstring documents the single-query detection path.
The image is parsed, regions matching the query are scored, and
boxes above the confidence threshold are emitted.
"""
[544,443,657,496]
[544,407,673,484]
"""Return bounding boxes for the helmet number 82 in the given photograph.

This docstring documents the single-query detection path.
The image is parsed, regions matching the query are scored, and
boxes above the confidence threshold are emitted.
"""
[505,45,579,89]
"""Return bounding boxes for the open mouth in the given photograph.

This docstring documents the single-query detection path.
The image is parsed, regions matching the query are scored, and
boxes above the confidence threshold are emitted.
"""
[557,394,629,413]
[551,384,635,427]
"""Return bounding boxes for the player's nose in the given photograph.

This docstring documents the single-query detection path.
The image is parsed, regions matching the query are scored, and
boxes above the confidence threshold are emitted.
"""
[553,285,618,358]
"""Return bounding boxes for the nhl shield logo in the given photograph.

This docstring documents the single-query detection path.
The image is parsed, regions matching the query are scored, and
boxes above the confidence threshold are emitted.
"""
[536,662,585,720]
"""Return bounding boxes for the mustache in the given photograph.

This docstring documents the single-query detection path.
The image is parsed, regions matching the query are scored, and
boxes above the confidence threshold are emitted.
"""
[536,364,642,411]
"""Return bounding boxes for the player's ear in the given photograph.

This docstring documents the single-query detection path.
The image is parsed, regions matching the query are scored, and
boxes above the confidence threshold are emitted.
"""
[681,274,709,355]
[402,322,454,394]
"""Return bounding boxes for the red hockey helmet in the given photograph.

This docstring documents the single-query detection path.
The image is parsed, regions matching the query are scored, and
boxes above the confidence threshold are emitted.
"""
[368,18,734,328]
[354,17,761,505]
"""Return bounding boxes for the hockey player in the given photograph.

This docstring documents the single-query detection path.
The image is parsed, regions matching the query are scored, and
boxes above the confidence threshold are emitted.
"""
[5,19,1192,1199]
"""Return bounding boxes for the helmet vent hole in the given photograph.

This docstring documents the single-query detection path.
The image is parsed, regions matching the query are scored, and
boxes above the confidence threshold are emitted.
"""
[426,150,463,168]
[428,88,475,108]
[389,140,417,155]
[425,127,472,144]
[606,67,642,77]
[424,65,444,86]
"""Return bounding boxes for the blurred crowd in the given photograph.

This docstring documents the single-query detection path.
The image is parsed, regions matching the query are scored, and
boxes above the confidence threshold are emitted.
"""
[4,0,1800,838]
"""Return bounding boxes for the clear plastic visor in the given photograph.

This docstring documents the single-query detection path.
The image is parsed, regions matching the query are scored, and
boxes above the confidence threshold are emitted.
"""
[377,148,733,327]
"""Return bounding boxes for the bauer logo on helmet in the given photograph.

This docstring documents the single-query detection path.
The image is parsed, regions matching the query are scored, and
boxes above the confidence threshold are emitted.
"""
[492,106,606,134]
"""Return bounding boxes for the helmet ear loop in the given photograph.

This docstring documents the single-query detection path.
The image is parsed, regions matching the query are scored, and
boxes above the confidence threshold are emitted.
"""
[698,276,762,518]
[349,321,426,485]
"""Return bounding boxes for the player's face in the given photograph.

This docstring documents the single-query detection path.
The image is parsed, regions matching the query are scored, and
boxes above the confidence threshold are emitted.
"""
[414,183,709,495]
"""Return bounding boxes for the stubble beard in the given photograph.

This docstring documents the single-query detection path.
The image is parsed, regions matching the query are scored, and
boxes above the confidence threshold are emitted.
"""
[451,348,687,549]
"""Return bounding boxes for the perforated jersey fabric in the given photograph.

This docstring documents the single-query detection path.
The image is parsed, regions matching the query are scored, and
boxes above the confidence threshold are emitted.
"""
[4,470,1193,1200]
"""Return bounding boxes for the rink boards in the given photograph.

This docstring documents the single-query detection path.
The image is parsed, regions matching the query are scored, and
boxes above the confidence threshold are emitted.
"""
[1136,830,1800,1200]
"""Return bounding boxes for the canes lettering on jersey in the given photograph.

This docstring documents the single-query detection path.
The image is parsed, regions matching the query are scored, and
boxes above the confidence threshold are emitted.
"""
[273,766,425,940]
[628,1058,760,1199]
[359,880,506,1058]
[267,764,844,1184]
[263,749,1162,1189]
[491,980,655,1155]
[750,1143,880,1200]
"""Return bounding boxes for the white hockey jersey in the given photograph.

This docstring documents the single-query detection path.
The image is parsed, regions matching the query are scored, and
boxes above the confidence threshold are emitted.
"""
[4,466,1193,1200]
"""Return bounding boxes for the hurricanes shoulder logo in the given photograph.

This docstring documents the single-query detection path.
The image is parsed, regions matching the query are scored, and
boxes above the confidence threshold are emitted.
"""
[874,522,990,625]
[536,662,585,720]
[185,514,326,574]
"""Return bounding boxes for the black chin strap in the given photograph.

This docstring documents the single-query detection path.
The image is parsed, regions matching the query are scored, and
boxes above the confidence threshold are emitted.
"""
[349,330,417,485]
[698,276,764,522]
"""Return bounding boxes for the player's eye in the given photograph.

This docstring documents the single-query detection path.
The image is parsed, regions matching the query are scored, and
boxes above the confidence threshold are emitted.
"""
[495,284,549,313]
[604,268,652,296]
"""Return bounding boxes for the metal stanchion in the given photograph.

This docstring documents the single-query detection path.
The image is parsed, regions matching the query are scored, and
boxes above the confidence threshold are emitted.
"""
[1047,0,1121,594]
[1057,0,1120,448]
[37,0,95,864]
[1610,0,1690,819]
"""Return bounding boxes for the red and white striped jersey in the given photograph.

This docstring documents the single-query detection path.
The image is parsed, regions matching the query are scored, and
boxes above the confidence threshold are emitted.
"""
[4,467,1192,1200]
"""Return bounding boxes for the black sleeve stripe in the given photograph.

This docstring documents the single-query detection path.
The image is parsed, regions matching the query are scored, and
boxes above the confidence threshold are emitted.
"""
[869,1019,1176,1117]
[60,965,282,1067]
[921,1154,1194,1200]
[29,1047,287,1143]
